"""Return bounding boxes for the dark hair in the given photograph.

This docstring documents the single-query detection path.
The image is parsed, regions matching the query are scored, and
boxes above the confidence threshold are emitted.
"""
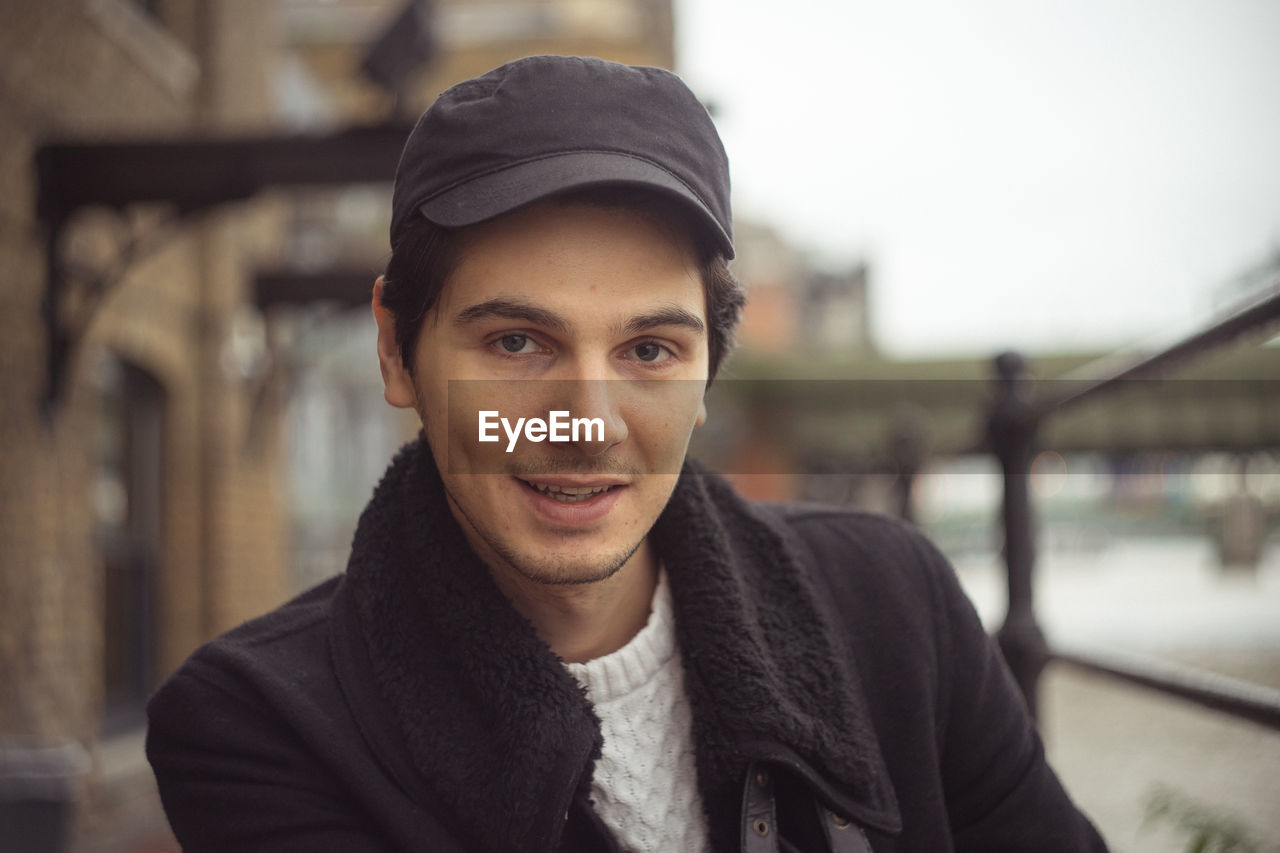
[380,188,746,384]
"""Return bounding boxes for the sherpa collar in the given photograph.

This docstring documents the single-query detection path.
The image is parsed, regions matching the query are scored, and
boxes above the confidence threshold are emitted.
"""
[342,437,898,853]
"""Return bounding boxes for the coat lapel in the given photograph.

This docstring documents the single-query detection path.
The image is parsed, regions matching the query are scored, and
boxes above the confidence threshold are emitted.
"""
[343,438,602,853]
[653,470,901,849]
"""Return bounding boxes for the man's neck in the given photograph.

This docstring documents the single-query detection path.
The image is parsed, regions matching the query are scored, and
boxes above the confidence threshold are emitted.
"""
[486,541,660,664]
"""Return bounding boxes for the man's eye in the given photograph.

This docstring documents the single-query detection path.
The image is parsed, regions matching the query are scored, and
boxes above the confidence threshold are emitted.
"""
[632,342,670,363]
[499,334,532,354]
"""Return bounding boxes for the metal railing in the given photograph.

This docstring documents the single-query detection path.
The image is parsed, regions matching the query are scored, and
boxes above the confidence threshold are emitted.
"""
[984,283,1280,729]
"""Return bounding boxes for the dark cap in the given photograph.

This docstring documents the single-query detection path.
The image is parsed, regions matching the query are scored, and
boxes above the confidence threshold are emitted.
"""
[390,55,733,258]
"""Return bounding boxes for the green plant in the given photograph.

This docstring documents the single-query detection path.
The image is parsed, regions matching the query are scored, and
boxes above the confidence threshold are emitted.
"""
[1143,785,1262,853]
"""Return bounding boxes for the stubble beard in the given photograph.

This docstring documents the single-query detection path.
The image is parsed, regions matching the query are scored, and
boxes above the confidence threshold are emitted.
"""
[493,534,645,587]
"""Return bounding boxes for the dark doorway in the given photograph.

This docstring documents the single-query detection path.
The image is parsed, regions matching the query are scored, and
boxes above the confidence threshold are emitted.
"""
[94,355,166,731]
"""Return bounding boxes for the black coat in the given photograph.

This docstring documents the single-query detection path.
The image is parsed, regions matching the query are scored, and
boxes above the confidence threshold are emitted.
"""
[147,439,1107,852]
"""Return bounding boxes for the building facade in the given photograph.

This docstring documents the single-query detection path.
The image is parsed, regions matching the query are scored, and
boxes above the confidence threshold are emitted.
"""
[3,2,289,849]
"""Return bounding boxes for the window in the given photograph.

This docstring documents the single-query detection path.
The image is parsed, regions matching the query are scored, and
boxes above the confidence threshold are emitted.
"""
[93,354,166,731]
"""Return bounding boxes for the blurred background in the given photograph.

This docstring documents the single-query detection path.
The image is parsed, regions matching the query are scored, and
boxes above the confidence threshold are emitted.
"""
[1,0,1277,851]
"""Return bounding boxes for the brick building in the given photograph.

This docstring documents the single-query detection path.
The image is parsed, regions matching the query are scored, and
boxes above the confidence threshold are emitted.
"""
[1,2,292,848]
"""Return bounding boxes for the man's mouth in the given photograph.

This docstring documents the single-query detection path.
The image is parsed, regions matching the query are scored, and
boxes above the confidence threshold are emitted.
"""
[517,479,621,503]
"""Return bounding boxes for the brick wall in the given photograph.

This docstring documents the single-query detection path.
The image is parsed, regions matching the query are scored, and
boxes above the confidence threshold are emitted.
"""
[0,1,290,847]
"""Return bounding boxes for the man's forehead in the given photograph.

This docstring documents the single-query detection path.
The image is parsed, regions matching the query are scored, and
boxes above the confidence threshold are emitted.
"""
[428,199,707,321]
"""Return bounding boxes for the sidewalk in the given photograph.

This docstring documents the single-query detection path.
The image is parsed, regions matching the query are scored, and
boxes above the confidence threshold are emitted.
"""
[953,536,1280,852]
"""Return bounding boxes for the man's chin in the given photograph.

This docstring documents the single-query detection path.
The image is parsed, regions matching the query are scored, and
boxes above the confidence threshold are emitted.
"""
[504,548,640,587]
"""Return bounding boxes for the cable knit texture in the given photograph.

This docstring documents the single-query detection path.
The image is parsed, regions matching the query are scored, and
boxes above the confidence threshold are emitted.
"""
[565,571,710,853]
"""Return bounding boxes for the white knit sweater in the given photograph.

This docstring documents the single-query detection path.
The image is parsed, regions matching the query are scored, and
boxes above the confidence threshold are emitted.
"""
[564,571,710,853]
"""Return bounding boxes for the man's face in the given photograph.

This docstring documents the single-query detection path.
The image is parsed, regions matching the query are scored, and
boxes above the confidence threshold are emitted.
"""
[381,199,709,587]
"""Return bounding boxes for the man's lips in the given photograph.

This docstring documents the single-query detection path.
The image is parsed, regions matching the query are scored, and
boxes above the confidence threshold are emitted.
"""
[514,476,626,524]
[515,475,630,488]
[515,476,627,502]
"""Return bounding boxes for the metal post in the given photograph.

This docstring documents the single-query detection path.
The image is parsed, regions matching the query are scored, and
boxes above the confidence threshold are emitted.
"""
[889,406,925,523]
[987,352,1050,718]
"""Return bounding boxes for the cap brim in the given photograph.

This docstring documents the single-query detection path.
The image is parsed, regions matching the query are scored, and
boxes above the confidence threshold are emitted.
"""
[417,151,734,259]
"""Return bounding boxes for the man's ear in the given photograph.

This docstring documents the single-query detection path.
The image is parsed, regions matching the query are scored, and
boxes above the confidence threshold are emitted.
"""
[695,398,707,428]
[372,276,417,409]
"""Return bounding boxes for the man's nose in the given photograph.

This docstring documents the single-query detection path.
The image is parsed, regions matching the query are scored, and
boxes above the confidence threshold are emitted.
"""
[559,377,628,455]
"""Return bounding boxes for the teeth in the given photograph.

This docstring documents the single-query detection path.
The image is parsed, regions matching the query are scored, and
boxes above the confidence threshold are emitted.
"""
[525,481,614,502]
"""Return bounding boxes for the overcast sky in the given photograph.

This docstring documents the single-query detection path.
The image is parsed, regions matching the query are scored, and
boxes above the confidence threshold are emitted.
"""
[675,0,1280,358]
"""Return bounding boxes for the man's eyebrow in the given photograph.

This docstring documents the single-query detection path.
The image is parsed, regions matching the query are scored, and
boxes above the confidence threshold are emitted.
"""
[619,305,706,337]
[452,298,571,334]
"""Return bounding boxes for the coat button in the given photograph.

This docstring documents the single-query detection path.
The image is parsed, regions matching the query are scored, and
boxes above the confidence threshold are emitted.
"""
[752,818,770,837]
[830,811,850,829]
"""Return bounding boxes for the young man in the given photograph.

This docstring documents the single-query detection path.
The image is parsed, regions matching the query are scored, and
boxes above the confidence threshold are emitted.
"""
[147,56,1107,852]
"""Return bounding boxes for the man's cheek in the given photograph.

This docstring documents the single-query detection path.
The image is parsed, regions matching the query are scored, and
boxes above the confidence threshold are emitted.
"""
[447,380,549,473]
[628,379,705,474]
